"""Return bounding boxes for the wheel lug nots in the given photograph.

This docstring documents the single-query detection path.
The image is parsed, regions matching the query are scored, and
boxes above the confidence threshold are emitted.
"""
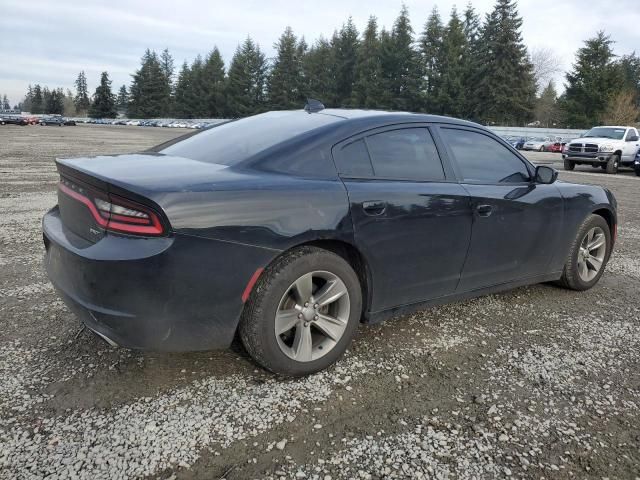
[298,313,302,319]
[304,302,309,307]
[314,315,318,320]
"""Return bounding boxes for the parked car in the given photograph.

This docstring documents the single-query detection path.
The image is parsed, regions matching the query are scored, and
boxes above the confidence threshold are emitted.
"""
[522,137,552,151]
[43,105,618,376]
[562,126,640,174]
[547,140,565,153]
[634,149,640,176]
[40,116,65,126]
[64,119,76,126]
[1,115,28,125]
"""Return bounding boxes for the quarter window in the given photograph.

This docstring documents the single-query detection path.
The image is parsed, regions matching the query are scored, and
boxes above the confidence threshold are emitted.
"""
[441,128,530,183]
[334,139,374,176]
[365,128,445,181]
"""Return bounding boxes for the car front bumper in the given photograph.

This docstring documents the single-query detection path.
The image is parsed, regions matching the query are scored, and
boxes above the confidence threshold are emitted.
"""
[43,206,276,352]
[562,152,613,163]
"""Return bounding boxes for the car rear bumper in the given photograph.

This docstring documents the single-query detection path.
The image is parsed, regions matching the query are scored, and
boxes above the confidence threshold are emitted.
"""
[43,206,276,352]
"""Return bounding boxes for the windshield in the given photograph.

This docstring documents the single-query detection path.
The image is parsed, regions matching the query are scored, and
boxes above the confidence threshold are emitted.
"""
[583,127,626,140]
[160,111,341,165]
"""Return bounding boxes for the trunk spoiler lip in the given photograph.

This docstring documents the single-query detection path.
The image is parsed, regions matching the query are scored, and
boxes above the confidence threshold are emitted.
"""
[55,158,173,236]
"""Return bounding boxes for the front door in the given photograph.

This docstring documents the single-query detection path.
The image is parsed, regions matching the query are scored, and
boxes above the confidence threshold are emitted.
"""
[437,126,563,292]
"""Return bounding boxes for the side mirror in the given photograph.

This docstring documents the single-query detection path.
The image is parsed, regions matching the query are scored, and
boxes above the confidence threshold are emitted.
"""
[627,135,639,142]
[535,165,558,184]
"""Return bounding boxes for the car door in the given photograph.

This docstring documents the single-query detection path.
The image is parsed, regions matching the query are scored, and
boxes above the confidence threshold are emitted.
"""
[436,126,564,292]
[333,126,473,312]
[623,128,640,163]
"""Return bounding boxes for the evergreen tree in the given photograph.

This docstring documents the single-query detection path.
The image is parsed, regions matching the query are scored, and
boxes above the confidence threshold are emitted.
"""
[128,50,171,117]
[268,27,306,109]
[116,85,129,113]
[160,48,175,113]
[384,5,421,111]
[419,7,444,112]
[2,94,9,110]
[535,81,560,127]
[616,53,640,106]
[303,37,337,106]
[63,89,76,116]
[45,88,65,114]
[472,0,536,125]
[461,3,482,118]
[74,71,90,113]
[226,37,268,117]
[186,55,206,117]
[332,17,359,106]
[173,61,193,117]
[436,8,467,116]
[561,32,621,128]
[22,85,34,112]
[31,85,43,114]
[351,16,383,108]
[89,72,117,118]
[202,47,227,117]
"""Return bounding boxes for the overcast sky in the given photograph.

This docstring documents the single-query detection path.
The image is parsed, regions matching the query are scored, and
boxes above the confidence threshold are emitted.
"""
[1,0,639,106]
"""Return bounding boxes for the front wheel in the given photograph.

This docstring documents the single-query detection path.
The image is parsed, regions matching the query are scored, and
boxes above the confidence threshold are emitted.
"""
[635,166,640,177]
[556,214,611,291]
[239,246,362,376]
[563,159,575,171]
[605,154,619,174]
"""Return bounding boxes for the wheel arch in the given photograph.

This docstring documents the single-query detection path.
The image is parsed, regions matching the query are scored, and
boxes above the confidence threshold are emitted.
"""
[247,238,373,324]
[592,207,616,244]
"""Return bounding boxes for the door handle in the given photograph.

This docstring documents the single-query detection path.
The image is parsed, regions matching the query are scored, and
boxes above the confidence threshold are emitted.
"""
[362,200,387,216]
[476,204,493,217]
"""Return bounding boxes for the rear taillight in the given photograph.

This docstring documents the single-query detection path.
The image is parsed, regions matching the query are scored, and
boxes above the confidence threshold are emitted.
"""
[58,178,165,236]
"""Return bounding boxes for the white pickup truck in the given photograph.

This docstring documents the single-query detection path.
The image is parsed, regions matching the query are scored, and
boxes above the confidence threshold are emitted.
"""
[562,125,640,174]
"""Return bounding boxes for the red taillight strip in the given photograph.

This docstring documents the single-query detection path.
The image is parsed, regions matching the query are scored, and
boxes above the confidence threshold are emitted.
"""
[242,268,264,303]
[58,182,164,236]
[59,182,108,228]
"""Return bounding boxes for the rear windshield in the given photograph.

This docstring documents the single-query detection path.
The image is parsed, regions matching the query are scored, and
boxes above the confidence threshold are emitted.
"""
[160,111,341,165]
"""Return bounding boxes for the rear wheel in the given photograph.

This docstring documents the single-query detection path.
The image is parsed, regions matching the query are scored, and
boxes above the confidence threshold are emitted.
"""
[605,154,619,174]
[556,214,611,291]
[563,159,575,171]
[239,246,362,376]
[635,166,640,177]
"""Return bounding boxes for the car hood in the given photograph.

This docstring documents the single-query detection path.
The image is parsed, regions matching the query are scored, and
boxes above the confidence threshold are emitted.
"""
[570,137,619,144]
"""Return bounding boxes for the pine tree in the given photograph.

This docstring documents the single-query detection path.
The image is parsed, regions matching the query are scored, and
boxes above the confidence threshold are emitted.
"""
[384,5,421,111]
[461,3,481,118]
[116,85,129,113]
[89,72,117,118]
[303,37,337,106]
[74,71,90,114]
[268,27,305,110]
[332,17,359,106]
[419,7,444,112]
[202,47,227,117]
[436,8,467,116]
[45,88,65,115]
[473,0,536,125]
[32,85,44,114]
[535,81,560,127]
[561,32,622,128]
[173,61,193,117]
[226,37,268,117]
[2,94,9,110]
[351,16,383,108]
[160,48,175,113]
[128,50,171,117]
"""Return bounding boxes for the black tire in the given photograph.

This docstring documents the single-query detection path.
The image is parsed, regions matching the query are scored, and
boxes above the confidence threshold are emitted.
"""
[592,164,600,168]
[555,214,611,291]
[605,154,619,174]
[635,167,640,177]
[239,246,362,376]
[563,159,575,171]
[539,145,545,152]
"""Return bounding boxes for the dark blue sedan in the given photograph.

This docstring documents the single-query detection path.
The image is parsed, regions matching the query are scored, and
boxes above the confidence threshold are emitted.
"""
[43,105,617,376]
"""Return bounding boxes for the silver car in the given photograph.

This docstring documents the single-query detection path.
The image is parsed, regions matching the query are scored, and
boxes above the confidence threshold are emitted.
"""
[522,137,552,151]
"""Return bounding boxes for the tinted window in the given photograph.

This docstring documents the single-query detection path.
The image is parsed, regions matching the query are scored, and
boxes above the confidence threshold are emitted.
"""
[334,139,374,176]
[365,128,445,180]
[441,128,530,183]
[161,111,340,166]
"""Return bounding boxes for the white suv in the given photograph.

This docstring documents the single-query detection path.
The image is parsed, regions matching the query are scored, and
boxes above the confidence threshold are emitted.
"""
[562,126,640,174]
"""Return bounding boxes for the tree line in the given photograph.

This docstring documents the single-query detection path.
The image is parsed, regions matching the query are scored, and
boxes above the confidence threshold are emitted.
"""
[17,0,640,128]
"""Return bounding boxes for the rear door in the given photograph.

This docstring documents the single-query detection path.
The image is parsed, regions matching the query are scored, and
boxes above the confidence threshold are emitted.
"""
[334,125,472,312]
[436,126,564,292]
[623,128,640,163]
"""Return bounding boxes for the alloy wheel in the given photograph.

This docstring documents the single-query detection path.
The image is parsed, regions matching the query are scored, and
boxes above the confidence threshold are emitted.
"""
[275,270,350,362]
[577,226,607,282]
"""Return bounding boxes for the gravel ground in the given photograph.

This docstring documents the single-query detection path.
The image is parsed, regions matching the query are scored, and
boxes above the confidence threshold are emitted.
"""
[0,124,638,479]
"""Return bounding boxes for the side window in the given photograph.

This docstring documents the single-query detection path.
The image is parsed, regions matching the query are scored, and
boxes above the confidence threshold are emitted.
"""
[626,129,638,141]
[334,139,374,176]
[441,128,530,183]
[365,128,445,180]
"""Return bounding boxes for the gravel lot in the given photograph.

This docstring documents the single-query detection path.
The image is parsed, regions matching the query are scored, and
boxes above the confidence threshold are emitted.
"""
[1,124,639,479]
